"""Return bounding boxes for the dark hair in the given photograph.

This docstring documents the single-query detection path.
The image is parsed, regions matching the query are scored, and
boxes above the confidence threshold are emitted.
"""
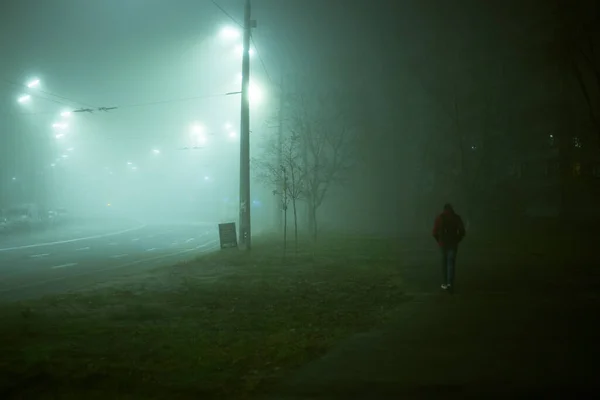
[443,203,454,213]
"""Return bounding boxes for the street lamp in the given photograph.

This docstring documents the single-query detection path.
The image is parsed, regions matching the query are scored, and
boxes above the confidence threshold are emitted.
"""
[249,82,262,104]
[220,26,241,40]
[235,45,255,57]
[17,95,31,103]
[52,122,68,129]
[27,79,40,88]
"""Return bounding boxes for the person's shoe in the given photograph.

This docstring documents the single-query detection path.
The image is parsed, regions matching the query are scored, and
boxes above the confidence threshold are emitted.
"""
[441,284,448,290]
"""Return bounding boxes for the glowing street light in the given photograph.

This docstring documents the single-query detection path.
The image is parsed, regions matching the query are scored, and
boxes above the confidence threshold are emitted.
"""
[50,163,56,167]
[67,147,74,152]
[204,176,210,181]
[52,122,68,129]
[127,161,133,166]
[224,122,232,130]
[249,82,262,104]
[18,94,31,103]
[60,111,72,118]
[229,131,237,139]
[235,45,254,57]
[191,123,204,134]
[220,26,241,40]
[152,149,160,155]
[27,79,40,88]
[55,133,65,139]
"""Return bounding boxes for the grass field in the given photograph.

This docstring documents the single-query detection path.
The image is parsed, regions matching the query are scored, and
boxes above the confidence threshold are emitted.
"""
[0,235,408,399]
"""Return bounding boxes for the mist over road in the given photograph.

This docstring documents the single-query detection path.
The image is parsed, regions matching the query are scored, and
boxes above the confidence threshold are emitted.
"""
[0,218,219,301]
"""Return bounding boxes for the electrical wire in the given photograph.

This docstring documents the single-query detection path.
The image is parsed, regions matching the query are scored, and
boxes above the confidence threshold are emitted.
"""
[211,1,243,27]
[211,0,274,85]
[1,78,94,108]
[114,92,235,109]
[250,35,273,84]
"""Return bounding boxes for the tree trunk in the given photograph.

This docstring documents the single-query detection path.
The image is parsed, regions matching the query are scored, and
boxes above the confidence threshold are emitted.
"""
[292,198,298,253]
[283,204,288,253]
[309,202,318,241]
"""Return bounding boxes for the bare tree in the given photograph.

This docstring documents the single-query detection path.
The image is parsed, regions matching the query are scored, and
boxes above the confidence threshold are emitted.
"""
[287,89,357,241]
[254,133,305,251]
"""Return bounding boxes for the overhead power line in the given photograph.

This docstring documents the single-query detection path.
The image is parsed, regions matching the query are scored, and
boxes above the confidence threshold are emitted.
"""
[250,36,272,84]
[1,78,94,108]
[211,1,243,27]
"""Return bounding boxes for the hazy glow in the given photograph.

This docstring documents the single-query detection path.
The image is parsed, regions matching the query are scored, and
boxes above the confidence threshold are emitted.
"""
[153,149,160,155]
[27,79,40,88]
[18,94,31,103]
[61,111,72,117]
[55,133,65,139]
[229,131,237,139]
[236,45,255,57]
[52,122,68,129]
[249,82,263,104]
[191,123,204,134]
[220,26,241,39]
[224,122,232,130]
[127,161,133,165]
[67,147,74,151]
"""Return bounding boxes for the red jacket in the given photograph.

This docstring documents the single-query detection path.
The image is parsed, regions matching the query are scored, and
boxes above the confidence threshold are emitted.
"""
[432,210,466,247]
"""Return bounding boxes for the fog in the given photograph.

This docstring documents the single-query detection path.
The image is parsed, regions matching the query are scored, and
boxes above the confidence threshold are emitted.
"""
[1,0,599,236]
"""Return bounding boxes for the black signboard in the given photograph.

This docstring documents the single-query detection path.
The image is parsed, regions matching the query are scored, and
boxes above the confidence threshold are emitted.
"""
[218,222,238,249]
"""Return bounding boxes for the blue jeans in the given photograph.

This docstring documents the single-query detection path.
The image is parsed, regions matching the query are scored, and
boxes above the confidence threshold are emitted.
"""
[441,246,457,286]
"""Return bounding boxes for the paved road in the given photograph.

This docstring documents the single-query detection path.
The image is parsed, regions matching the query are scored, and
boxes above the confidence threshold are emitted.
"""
[0,220,220,302]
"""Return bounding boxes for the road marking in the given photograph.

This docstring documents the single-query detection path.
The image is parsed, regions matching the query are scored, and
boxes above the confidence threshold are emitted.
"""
[146,248,157,252]
[52,263,78,269]
[0,240,219,293]
[30,253,50,258]
[110,254,128,259]
[132,238,140,241]
[185,238,195,243]
[0,224,146,252]
[76,247,90,251]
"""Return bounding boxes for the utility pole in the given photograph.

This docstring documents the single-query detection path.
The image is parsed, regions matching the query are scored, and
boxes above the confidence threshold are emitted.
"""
[276,74,284,234]
[239,0,254,250]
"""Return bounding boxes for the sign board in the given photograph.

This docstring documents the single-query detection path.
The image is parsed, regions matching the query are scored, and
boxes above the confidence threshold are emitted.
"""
[218,222,238,249]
